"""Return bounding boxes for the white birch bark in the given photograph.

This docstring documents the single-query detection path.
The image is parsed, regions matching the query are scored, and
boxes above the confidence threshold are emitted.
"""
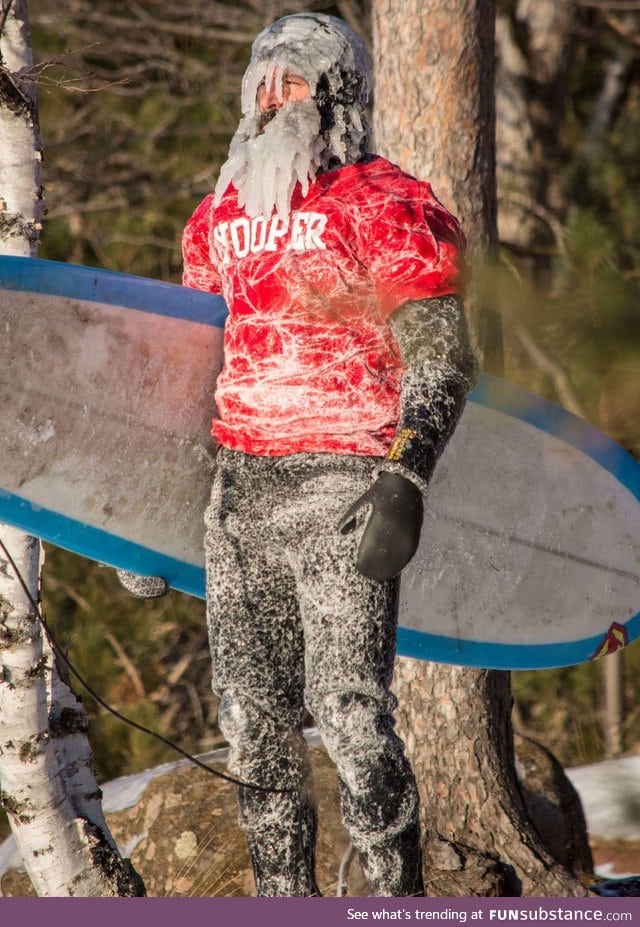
[0,0,42,253]
[0,532,126,895]
[0,0,144,895]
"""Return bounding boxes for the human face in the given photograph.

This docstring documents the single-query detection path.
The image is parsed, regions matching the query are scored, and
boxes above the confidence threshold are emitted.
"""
[257,70,310,114]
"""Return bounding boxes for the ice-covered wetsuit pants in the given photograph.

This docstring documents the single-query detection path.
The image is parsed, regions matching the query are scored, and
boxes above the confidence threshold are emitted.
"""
[204,448,423,897]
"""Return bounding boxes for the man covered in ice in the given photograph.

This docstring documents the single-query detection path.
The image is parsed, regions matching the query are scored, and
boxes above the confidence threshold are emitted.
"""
[123,12,477,896]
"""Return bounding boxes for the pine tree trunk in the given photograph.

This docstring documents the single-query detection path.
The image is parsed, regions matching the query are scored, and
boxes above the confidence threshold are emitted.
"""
[372,0,587,896]
[0,0,144,895]
[393,663,587,895]
[372,0,502,375]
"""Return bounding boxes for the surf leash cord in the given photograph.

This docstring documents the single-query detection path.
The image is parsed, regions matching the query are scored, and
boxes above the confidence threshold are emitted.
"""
[0,537,292,795]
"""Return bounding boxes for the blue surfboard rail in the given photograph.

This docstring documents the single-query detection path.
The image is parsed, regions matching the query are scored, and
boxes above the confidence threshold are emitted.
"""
[2,255,640,670]
[0,254,228,328]
[0,487,205,600]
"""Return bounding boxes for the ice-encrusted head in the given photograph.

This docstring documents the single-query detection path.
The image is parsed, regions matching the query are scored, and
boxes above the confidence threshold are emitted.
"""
[242,13,371,153]
[214,14,372,218]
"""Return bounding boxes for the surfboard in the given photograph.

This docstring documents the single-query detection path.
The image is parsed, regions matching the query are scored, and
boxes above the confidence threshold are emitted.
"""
[1,255,638,671]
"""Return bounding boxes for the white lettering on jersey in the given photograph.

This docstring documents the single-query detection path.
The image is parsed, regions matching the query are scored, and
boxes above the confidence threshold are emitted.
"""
[212,222,229,258]
[303,212,327,250]
[211,211,328,264]
[265,216,289,252]
[250,216,268,253]
[229,218,250,258]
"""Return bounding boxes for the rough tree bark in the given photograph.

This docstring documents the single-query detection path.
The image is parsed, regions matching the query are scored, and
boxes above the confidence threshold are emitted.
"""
[372,0,588,896]
[372,0,501,375]
[0,0,144,895]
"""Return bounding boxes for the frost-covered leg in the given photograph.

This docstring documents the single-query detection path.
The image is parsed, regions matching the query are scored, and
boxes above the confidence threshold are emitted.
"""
[312,691,423,896]
[204,450,423,896]
[291,458,424,897]
[219,690,320,896]
[204,456,319,896]
[237,785,319,897]
[288,454,423,896]
[211,680,319,897]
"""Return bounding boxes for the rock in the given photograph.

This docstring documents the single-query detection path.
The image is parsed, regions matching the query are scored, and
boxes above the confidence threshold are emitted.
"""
[0,733,366,897]
[1,732,611,897]
[515,734,594,879]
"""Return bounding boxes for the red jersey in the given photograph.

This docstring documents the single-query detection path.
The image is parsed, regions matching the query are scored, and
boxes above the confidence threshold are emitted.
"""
[182,156,463,457]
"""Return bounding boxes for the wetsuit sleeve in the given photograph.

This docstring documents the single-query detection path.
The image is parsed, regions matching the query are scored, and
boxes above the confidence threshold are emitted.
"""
[181,193,223,294]
[376,294,479,493]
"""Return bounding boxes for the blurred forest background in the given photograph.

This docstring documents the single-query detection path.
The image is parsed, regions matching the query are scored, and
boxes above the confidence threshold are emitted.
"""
[5,0,638,825]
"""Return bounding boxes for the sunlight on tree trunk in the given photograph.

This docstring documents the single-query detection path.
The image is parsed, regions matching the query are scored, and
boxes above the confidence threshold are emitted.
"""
[0,0,144,895]
[602,652,623,759]
[372,0,502,376]
[372,0,588,896]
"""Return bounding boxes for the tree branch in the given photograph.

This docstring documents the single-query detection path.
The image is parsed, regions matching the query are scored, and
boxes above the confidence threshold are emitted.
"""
[498,191,567,254]
[603,11,640,45]
[511,324,586,417]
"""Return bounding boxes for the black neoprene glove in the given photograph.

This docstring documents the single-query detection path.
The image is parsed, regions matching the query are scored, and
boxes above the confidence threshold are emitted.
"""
[338,470,424,582]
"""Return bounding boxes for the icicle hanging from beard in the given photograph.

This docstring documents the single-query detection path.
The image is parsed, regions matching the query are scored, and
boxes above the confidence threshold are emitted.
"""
[214,97,325,220]
[214,14,372,221]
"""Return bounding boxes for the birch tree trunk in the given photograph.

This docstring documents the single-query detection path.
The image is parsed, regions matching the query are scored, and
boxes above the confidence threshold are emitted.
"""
[0,0,144,895]
[372,0,587,896]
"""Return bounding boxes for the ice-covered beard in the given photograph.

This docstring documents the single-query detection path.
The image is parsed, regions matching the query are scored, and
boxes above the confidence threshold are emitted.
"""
[214,97,324,220]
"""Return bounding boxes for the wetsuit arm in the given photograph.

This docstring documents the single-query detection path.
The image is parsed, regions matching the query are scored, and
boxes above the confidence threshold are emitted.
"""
[377,293,479,492]
[339,294,478,581]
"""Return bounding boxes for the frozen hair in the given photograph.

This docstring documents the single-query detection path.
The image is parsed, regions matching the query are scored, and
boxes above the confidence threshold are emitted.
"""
[241,12,372,167]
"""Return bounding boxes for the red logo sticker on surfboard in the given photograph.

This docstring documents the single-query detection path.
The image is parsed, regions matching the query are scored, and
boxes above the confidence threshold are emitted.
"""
[590,622,629,661]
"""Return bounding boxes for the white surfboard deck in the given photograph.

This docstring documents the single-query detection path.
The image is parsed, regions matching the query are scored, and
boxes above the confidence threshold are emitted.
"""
[1,256,638,670]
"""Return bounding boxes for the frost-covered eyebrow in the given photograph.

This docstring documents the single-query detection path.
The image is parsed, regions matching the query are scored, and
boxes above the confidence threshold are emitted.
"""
[255,70,309,107]
[258,71,307,85]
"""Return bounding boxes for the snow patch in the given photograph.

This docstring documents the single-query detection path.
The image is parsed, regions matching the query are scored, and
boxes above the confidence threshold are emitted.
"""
[566,756,640,842]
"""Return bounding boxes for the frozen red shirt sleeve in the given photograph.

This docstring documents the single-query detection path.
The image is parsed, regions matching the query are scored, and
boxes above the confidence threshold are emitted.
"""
[356,166,465,319]
[182,193,223,294]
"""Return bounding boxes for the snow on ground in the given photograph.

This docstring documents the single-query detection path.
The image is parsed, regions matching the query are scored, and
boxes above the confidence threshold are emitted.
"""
[566,756,640,843]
